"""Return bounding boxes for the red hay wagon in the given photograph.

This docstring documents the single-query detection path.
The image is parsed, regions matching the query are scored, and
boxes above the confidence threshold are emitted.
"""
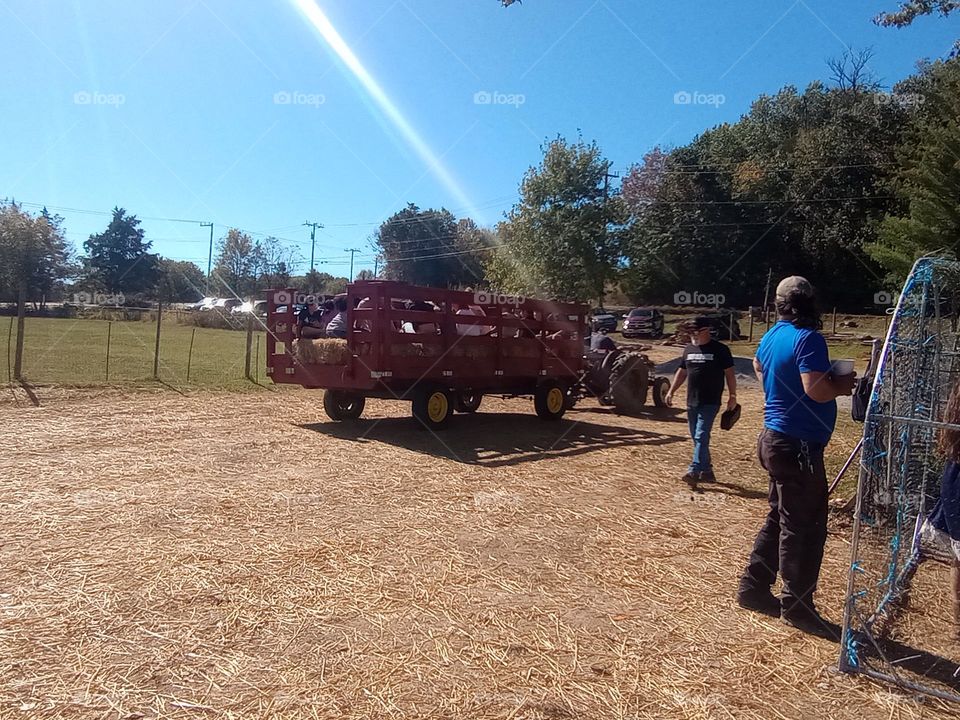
[266,281,587,429]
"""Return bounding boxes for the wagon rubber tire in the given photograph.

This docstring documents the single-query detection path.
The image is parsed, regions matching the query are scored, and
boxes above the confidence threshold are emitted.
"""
[534,381,567,421]
[608,352,649,414]
[323,390,366,421]
[455,391,483,414]
[412,385,453,430]
[652,376,670,408]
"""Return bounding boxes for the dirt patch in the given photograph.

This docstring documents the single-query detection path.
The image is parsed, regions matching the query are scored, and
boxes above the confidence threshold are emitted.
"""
[0,387,955,719]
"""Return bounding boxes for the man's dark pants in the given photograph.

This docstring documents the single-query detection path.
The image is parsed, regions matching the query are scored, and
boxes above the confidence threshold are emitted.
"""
[739,428,829,615]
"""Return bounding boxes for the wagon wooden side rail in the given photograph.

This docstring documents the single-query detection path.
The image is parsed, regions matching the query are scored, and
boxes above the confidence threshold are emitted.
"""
[266,281,587,428]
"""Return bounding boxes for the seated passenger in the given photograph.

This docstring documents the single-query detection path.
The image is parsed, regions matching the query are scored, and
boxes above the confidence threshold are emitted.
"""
[324,297,350,338]
[589,329,617,352]
[403,300,438,334]
[455,302,487,336]
[514,308,537,339]
[319,298,335,327]
[297,297,326,339]
[355,296,372,332]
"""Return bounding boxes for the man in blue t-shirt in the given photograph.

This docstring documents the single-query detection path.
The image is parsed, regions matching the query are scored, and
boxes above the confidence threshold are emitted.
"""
[736,276,856,638]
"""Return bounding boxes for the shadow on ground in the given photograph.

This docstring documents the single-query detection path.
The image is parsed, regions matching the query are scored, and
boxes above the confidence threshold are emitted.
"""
[855,634,960,697]
[299,412,686,467]
[571,405,689,424]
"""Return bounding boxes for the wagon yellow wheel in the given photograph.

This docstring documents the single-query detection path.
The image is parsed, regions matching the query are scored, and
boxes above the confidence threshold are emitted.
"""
[534,380,567,421]
[412,385,453,430]
[427,391,449,423]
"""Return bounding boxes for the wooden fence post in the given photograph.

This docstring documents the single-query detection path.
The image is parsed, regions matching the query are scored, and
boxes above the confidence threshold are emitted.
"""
[105,321,112,381]
[153,301,162,380]
[6,316,13,384]
[186,327,197,383]
[244,314,254,380]
[13,285,26,381]
[832,307,837,335]
[748,308,754,342]
[256,334,261,384]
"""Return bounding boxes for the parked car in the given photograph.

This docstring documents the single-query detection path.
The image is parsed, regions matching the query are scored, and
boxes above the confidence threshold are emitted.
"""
[208,298,243,313]
[622,307,665,339]
[191,296,218,311]
[589,309,618,333]
[233,300,268,317]
[675,313,742,341]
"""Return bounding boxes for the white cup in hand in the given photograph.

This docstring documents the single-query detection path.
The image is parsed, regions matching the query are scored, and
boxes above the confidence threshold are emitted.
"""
[831,359,855,376]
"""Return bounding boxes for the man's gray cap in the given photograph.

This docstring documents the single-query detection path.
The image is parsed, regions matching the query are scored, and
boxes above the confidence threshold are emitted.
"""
[775,276,814,301]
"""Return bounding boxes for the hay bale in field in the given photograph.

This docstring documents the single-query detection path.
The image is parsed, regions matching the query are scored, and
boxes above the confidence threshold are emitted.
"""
[294,338,351,365]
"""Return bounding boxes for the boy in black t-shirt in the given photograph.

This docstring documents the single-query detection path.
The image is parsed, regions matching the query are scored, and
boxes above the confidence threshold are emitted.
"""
[665,317,737,484]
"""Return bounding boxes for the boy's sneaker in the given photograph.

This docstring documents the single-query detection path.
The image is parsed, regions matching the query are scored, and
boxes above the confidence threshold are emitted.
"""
[736,589,781,617]
[682,471,699,485]
[699,470,716,483]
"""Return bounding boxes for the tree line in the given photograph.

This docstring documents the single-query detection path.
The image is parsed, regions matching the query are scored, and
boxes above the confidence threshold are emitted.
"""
[371,53,960,310]
[0,204,351,308]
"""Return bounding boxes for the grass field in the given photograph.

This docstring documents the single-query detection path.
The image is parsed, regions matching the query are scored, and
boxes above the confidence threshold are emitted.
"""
[0,317,269,390]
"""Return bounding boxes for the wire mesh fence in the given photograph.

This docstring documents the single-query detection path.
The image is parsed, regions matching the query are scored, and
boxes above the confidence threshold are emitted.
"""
[841,257,960,702]
[1,306,270,390]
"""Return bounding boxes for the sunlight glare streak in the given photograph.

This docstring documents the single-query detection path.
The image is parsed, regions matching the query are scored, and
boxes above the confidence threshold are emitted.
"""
[289,0,479,218]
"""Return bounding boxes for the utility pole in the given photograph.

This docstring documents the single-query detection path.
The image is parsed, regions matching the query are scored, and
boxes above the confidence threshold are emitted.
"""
[304,221,324,272]
[346,248,361,280]
[373,257,379,277]
[200,222,214,295]
[762,267,773,325]
[603,162,620,199]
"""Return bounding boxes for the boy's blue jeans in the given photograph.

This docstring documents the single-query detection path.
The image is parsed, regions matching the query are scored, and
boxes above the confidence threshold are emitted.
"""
[687,404,720,473]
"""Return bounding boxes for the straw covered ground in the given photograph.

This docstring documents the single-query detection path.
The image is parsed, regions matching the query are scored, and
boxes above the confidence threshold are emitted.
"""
[1,382,957,719]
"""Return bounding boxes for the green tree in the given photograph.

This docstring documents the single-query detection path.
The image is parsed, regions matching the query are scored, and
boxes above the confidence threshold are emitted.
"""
[157,258,206,302]
[374,204,487,287]
[253,236,297,290]
[0,202,70,378]
[876,1,960,26]
[83,207,159,296]
[296,270,348,295]
[868,60,960,283]
[489,137,624,305]
[211,228,256,297]
[0,202,70,301]
[621,76,903,309]
[355,269,375,281]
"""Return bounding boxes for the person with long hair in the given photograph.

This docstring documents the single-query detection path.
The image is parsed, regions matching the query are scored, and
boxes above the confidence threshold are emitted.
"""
[737,276,856,637]
[921,380,960,639]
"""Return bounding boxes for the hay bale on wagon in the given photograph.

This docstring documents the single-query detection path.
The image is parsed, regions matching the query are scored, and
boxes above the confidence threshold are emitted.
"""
[294,338,351,365]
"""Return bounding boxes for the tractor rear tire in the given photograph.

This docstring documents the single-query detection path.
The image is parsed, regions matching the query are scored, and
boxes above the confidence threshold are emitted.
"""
[323,390,366,421]
[534,381,567,421]
[652,376,670,408]
[412,385,453,430]
[455,391,483,414]
[608,352,649,414]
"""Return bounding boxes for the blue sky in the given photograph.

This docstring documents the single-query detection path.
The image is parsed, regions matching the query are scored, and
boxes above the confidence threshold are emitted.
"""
[1,0,957,281]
